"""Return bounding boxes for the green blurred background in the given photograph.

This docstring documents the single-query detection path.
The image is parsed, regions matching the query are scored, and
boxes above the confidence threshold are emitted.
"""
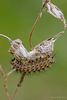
[0,0,67,100]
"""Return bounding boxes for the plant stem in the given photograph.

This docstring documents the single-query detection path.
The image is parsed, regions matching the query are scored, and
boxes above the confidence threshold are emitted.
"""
[29,0,49,50]
[11,72,26,100]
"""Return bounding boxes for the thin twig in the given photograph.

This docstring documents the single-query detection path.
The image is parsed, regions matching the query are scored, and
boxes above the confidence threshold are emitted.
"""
[4,77,10,100]
[0,65,5,78]
[0,65,16,100]
[7,69,16,77]
[29,0,49,50]
[17,72,26,87]
[11,72,26,100]
[0,65,10,100]
[11,86,20,100]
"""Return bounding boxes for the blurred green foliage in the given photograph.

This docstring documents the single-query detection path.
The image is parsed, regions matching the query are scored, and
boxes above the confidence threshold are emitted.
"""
[0,0,67,100]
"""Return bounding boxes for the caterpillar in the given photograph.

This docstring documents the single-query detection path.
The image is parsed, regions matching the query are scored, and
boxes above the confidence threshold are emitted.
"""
[11,55,54,73]
[0,0,65,99]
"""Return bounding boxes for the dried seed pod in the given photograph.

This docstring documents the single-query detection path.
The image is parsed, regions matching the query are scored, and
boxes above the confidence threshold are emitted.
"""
[42,0,67,28]
[28,40,55,60]
[8,31,63,61]
[0,34,28,61]
[0,31,64,61]
[28,31,64,60]
[8,39,29,60]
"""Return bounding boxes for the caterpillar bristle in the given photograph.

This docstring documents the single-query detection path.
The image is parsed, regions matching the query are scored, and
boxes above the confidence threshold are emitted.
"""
[11,55,54,73]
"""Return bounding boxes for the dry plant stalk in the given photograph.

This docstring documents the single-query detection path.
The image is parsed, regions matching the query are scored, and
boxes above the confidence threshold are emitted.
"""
[29,0,50,50]
[0,64,26,100]
[0,65,16,100]
[0,0,66,100]
[11,73,26,100]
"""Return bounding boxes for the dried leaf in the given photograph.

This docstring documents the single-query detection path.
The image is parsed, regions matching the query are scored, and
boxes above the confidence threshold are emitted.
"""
[45,1,67,28]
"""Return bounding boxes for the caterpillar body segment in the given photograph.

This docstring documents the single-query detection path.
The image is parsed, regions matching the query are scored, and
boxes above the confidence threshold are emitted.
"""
[11,55,54,73]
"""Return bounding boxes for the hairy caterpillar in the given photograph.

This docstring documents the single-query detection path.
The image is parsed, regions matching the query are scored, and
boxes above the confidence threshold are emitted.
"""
[11,55,54,73]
